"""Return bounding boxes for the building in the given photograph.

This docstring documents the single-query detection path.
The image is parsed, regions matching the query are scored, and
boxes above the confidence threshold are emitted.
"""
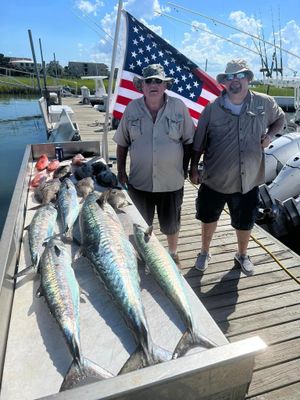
[68,61,109,77]
[8,57,41,73]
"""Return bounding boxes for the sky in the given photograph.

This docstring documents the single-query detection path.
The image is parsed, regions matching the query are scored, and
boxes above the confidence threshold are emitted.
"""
[1,0,300,81]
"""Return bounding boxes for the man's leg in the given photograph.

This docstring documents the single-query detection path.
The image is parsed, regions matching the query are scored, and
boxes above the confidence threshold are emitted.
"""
[235,229,252,255]
[167,232,179,254]
[201,221,218,253]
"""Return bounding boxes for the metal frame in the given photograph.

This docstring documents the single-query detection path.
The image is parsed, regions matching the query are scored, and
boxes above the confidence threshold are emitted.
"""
[40,337,266,400]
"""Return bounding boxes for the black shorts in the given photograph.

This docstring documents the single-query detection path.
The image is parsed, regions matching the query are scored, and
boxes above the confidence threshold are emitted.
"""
[196,184,260,230]
[128,185,184,235]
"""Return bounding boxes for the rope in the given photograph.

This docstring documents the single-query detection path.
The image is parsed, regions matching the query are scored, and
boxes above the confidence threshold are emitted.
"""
[187,179,300,285]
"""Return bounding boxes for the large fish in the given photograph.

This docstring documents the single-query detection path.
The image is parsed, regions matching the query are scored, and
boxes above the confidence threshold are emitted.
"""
[80,192,171,373]
[15,203,57,277]
[38,237,113,391]
[133,224,217,359]
[57,178,80,237]
[34,178,61,204]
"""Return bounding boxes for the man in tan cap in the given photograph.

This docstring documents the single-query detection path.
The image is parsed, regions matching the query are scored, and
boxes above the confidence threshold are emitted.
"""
[189,59,285,276]
[113,64,194,267]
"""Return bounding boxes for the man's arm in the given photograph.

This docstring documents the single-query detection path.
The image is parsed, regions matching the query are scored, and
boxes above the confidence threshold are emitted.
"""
[261,112,285,148]
[189,149,203,184]
[183,143,192,179]
[116,145,129,188]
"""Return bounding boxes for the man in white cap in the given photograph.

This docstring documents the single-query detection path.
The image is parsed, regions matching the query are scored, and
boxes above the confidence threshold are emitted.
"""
[114,64,194,268]
[189,59,285,276]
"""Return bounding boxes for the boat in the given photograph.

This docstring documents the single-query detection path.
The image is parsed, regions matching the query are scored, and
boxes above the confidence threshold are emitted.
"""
[0,140,265,399]
[258,129,300,237]
[80,75,108,111]
[38,96,81,142]
[264,131,300,184]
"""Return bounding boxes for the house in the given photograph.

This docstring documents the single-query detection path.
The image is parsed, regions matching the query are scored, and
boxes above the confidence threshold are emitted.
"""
[68,61,109,77]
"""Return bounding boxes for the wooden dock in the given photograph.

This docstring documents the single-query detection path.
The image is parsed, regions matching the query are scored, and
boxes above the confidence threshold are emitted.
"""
[63,96,300,399]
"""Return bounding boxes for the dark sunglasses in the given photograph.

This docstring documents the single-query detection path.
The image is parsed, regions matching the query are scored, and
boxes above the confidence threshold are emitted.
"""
[225,72,247,81]
[145,78,163,84]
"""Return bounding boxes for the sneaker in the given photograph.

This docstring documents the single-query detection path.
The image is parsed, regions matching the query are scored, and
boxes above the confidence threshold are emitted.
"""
[170,253,182,269]
[195,252,211,272]
[234,253,254,276]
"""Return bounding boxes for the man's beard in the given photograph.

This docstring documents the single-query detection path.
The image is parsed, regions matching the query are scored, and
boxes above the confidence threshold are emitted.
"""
[228,84,242,94]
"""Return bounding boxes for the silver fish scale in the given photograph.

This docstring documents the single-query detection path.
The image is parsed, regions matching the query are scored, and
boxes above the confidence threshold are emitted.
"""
[80,193,148,340]
[40,238,81,359]
[28,203,57,269]
[134,225,194,330]
[58,178,80,235]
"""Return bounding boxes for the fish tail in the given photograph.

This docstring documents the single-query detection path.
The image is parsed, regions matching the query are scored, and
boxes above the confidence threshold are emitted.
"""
[118,343,172,375]
[60,357,113,391]
[172,329,217,359]
[13,265,36,279]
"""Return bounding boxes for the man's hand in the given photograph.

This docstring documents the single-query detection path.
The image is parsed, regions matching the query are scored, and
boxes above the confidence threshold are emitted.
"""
[117,171,129,190]
[189,166,202,185]
[261,133,272,149]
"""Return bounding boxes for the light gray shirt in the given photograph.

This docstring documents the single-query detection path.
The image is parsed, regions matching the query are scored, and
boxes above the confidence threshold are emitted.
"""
[113,95,194,192]
[193,90,285,194]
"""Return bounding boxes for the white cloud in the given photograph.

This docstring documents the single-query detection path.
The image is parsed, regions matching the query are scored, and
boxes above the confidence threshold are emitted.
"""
[77,0,104,16]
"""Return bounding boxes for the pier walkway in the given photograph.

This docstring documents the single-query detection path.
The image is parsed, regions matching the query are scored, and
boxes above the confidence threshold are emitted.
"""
[63,96,300,399]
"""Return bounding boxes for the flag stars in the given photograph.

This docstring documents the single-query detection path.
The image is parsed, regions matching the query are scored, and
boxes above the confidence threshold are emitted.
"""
[186,83,191,90]
[182,75,187,81]
[189,73,193,78]
[136,59,142,66]
[178,86,183,93]
[164,60,169,66]
[133,26,139,33]
[151,54,157,60]
[158,51,164,57]
[129,63,135,70]
[144,57,150,63]
[133,39,138,45]
[138,48,144,54]
[139,35,145,42]
[189,92,196,99]
[146,45,151,51]
[174,77,179,84]
[176,66,182,72]
[131,51,137,58]
[193,81,199,87]
[152,42,157,48]
[169,68,175,75]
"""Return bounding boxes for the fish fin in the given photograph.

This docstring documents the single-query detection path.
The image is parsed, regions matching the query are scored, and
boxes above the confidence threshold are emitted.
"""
[97,189,112,208]
[36,285,43,297]
[73,247,83,261]
[144,226,153,243]
[60,357,113,392]
[172,329,216,359]
[118,345,147,375]
[14,265,35,279]
[118,343,172,375]
[28,204,44,211]
[79,287,89,302]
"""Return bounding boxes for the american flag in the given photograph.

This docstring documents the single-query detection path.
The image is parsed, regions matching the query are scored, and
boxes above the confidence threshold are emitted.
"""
[112,11,223,125]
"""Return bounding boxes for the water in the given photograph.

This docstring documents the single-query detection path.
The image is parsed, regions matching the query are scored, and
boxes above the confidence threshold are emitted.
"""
[0,96,47,237]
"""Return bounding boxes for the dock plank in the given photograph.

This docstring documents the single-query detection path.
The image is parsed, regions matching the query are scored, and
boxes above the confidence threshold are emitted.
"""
[62,97,300,399]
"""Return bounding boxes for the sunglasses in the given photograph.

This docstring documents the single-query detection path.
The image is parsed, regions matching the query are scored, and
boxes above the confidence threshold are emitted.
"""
[144,78,163,84]
[225,72,247,81]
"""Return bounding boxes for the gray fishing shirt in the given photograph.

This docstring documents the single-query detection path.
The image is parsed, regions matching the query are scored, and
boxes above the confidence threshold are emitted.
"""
[113,95,195,192]
[193,90,285,194]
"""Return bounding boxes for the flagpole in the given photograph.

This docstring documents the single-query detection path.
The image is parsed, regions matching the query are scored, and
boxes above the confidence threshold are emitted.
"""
[102,0,123,163]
